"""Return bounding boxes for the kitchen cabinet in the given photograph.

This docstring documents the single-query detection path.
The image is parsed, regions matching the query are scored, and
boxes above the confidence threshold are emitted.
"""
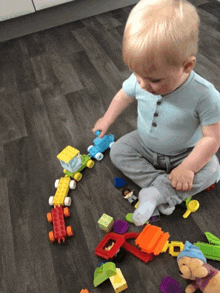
[0,0,35,21]
[33,0,73,10]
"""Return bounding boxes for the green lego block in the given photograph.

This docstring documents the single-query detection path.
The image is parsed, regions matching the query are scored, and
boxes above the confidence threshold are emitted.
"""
[98,213,114,232]
[194,242,220,261]
[93,262,116,287]
[205,232,220,246]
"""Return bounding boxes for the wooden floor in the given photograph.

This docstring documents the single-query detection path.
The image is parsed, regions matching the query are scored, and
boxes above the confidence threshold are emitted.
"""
[1,0,220,292]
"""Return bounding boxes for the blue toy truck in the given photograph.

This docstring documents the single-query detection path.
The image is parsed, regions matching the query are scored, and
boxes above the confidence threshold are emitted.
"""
[87,130,114,160]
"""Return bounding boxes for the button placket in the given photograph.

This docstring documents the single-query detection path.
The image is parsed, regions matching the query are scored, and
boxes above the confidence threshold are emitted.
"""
[152,100,161,127]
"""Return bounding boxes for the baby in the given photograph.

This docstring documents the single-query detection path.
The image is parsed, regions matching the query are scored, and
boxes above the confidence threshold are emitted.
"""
[92,0,220,225]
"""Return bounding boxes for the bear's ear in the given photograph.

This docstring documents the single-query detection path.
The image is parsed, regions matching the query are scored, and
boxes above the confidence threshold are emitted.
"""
[190,259,208,278]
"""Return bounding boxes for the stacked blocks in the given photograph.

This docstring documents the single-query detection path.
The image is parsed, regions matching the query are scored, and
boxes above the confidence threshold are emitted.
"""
[136,224,170,255]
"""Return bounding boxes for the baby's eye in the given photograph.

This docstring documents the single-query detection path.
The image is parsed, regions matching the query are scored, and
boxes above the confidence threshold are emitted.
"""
[151,79,162,83]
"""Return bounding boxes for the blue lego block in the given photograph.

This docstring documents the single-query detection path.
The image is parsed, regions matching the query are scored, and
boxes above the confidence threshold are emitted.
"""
[113,177,126,188]
[88,130,114,161]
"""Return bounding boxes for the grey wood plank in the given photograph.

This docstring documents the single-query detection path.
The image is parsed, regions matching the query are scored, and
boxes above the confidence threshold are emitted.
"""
[40,32,84,94]
[0,92,27,144]
[72,27,124,91]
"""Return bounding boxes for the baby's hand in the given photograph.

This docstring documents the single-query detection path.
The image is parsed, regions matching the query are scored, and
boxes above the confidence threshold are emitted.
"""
[168,165,194,191]
[92,117,111,138]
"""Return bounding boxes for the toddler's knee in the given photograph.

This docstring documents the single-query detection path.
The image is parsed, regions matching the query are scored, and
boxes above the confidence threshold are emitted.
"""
[109,141,121,167]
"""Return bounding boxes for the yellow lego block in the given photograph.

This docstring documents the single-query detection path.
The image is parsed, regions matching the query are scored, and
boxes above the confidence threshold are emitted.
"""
[57,146,80,163]
[109,268,127,293]
[169,241,184,257]
[134,201,139,209]
[161,241,170,253]
[53,177,71,206]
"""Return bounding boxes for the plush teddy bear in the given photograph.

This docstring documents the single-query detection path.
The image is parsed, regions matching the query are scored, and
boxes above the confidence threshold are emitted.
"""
[177,241,220,293]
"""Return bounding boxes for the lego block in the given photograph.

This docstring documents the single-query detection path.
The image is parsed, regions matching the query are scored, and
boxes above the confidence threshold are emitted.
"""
[194,231,220,261]
[98,213,114,232]
[47,206,73,243]
[161,241,170,253]
[183,200,199,218]
[113,177,126,188]
[125,213,149,225]
[205,232,220,245]
[135,224,170,255]
[122,232,153,263]
[95,233,125,259]
[88,130,114,160]
[93,262,116,287]
[194,242,220,261]
[159,276,182,293]
[168,241,184,257]
[80,290,90,293]
[109,268,127,293]
[113,220,129,234]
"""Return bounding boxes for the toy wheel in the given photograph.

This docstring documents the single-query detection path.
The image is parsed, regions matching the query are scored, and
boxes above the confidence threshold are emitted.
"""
[87,145,93,152]
[49,231,55,242]
[63,207,70,217]
[64,197,71,206]
[95,153,104,161]
[109,142,114,148]
[87,159,95,168]
[69,180,76,189]
[66,226,73,236]
[74,172,82,181]
[47,212,52,223]
[54,179,60,188]
[48,196,54,206]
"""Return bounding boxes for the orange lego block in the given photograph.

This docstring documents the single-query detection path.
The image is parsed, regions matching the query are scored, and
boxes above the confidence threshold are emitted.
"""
[135,224,170,255]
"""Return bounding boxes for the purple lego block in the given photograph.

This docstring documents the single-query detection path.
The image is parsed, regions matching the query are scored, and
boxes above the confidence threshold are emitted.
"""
[113,177,126,188]
[160,276,182,293]
[113,220,129,234]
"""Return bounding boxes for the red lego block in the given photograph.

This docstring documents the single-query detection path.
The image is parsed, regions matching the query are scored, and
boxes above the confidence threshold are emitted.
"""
[205,183,215,191]
[122,232,153,263]
[47,206,73,244]
[95,231,153,263]
[95,232,125,259]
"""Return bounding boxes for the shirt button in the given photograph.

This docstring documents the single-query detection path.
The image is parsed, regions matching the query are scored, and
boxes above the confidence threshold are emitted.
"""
[154,113,158,117]
[157,101,161,105]
[152,122,157,127]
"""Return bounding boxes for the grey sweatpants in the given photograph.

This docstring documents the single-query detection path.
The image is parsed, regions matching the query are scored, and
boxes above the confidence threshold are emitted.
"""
[110,130,220,215]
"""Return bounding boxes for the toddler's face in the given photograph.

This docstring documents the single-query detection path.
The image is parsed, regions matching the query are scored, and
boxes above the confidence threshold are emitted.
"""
[134,62,190,96]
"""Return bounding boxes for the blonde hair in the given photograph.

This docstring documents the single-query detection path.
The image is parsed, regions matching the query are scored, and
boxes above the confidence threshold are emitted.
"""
[123,0,200,73]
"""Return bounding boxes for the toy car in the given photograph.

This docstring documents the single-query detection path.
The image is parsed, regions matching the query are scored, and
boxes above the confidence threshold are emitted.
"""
[87,130,114,161]
[47,206,73,243]
[49,176,76,207]
[57,146,95,181]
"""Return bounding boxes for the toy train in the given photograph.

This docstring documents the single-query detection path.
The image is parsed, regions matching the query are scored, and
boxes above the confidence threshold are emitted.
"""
[47,131,115,243]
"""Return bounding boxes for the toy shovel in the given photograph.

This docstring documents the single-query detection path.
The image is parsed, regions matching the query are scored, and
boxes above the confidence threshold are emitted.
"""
[183,200,199,218]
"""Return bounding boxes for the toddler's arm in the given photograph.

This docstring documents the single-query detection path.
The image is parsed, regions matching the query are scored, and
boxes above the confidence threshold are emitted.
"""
[169,122,220,191]
[92,88,134,138]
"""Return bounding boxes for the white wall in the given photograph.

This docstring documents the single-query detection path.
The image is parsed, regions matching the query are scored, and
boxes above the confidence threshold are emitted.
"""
[0,0,35,21]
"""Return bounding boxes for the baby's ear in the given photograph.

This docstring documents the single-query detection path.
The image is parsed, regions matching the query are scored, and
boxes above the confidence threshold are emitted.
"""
[190,259,208,278]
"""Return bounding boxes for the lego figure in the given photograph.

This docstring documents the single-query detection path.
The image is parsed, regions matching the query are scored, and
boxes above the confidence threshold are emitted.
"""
[122,188,138,206]
[177,241,220,293]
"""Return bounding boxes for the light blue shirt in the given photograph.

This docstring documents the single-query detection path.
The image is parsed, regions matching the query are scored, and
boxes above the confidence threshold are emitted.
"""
[122,71,220,155]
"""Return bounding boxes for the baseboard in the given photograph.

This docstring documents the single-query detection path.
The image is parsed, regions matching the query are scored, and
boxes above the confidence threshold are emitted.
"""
[0,0,138,42]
